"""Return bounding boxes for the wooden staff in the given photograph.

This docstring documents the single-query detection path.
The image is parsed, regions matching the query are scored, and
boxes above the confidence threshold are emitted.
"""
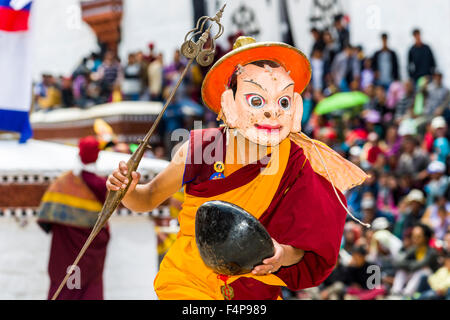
[51,4,226,300]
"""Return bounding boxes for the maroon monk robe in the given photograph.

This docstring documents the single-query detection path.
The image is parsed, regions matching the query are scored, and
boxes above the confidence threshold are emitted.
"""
[47,170,110,300]
[183,128,348,299]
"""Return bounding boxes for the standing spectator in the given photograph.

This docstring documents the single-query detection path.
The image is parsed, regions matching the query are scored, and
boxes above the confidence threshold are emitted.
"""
[148,53,164,101]
[391,223,439,298]
[332,14,350,52]
[121,53,143,101]
[135,50,150,98]
[145,42,157,64]
[96,51,121,103]
[360,58,375,90]
[408,29,436,84]
[60,76,74,108]
[425,72,450,118]
[322,29,338,70]
[310,49,326,91]
[372,33,400,90]
[331,45,360,91]
[310,27,325,56]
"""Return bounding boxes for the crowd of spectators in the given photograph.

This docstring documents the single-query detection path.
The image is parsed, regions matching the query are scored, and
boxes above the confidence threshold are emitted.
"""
[285,14,450,300]
[33,13,449,300]
[32,38,232,153]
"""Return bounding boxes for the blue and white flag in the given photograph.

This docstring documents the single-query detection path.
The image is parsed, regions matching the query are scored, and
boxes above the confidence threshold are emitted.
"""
[0,0,33,143]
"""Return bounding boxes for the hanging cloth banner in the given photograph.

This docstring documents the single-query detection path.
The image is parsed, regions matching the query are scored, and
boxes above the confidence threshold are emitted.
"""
[0,0,33,143]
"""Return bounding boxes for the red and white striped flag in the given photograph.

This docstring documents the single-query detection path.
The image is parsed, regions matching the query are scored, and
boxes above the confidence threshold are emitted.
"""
[0,0,33,143]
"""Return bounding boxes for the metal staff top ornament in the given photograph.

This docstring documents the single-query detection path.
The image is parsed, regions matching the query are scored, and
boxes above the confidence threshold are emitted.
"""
[51,4,227,301]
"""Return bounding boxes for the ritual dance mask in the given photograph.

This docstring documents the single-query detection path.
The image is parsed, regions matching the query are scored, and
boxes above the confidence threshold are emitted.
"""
[202,37,311,147]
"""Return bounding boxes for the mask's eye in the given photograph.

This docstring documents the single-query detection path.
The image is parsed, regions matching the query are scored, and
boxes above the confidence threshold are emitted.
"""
[278,96,291,110]
[245,94,265,108]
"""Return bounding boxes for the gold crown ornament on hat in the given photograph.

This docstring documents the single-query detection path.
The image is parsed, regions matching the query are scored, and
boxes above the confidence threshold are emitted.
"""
[232,36,257,49]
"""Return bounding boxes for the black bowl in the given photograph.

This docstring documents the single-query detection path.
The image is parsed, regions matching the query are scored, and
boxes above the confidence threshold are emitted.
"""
[195,200,275,275]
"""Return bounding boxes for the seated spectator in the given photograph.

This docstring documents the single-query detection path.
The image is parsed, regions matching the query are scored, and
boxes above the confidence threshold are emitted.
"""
[394,80,415,123]
[361,192,394,224]
[319,258,347,300]
[344,245,387,300]
[342,222,362,253]
[35,74,62,110]
[395,189,426,239]
[60,76,74,108]
[391,223,440,297]
[398,117,418,137]
[421,195,450,240]
[415,251,450,300]
[431,116,449,164]
[361,169,379,197]
[362,132,385,170]
[424,161,448,206]
[386,81,406,110]
[377,173,400,219]
[424,71,449,118]
[396,135,429,180]
[360,194,377,226]
[367,227,403,288]
[383,125,402,158]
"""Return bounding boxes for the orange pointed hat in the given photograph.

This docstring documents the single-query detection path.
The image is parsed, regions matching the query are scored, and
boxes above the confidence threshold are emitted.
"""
[201,36,312,114]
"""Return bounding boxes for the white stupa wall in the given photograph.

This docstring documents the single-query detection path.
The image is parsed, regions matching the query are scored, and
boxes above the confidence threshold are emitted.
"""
[344,0,450,86]
[119,0,194,65]
[29,0,450,86]
[30,0,99,80]
[287,0,450,87]
[0,215,158,300]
